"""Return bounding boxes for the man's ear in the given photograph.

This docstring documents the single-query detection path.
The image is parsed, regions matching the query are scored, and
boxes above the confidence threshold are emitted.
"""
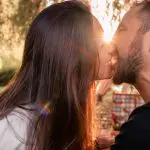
[141,31,150,69]
[142,31,150,53]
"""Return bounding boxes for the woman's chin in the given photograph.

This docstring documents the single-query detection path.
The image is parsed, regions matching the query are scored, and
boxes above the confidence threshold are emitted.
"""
[96,73,113,80]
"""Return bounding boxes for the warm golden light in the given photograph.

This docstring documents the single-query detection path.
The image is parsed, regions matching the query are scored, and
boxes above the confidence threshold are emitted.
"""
[102,19,113,43]
[103,30,113,43]
[90,0,114,43]
[90,0,126,43]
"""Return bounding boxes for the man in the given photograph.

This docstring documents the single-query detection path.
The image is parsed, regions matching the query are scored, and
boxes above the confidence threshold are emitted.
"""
[111,1,150,150]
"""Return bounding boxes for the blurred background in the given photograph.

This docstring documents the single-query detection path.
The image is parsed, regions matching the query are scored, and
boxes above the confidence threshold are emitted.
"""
[0,0,144,136]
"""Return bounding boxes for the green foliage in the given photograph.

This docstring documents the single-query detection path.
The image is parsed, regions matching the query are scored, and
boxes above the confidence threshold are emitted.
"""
[0,0,47,80]
[1,55,20,69]
[106,0,140,23]
[51,0,64,3]
[11,0,46,37]
[0,54,19,87]
[106,0,126,23]
[0,68,16,86]
[112,0,126,21]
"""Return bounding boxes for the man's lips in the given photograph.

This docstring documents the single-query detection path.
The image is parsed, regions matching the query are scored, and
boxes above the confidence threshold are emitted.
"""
[111,56,118,71]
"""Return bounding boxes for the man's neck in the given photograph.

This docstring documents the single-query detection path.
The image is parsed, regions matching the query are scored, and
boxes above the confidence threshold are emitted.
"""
[135,72,150,103]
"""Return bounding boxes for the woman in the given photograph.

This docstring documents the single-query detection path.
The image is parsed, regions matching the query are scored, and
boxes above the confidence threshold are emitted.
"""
[0,1,116,150]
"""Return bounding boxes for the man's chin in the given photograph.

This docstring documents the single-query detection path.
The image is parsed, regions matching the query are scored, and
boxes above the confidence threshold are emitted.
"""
[113,77,124,85]
[112,72,124,85]
[111,62,124,85]
[112,65,137,85]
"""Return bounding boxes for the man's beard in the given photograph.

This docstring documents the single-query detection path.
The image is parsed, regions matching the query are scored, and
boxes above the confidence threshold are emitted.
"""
[113,48,142,85]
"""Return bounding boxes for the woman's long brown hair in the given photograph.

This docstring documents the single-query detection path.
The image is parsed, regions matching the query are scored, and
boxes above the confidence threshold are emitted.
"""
[0,1,103,150]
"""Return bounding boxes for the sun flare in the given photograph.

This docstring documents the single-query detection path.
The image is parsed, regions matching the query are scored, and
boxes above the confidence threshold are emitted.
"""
[103,29,113,43]
[90,0,114,43]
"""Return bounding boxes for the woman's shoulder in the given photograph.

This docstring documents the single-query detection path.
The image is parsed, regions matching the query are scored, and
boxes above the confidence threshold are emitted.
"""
[0,107,29,150]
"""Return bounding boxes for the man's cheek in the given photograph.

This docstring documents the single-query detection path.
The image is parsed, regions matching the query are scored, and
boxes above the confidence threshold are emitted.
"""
[116,37,131,57]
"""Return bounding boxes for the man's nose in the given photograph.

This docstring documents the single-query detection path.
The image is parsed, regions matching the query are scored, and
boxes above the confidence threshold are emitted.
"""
[112,29,120,44]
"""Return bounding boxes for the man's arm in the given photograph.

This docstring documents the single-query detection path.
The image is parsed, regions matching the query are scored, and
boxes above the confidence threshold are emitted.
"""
[111,108,150,150]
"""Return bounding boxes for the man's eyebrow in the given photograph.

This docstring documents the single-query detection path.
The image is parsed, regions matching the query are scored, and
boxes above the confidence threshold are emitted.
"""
[118,22,128,31]
[138,6,150,35]
[138,14,150,34]
[119,22,125,27]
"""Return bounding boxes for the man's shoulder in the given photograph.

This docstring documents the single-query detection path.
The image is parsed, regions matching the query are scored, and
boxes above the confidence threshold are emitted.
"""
[126,102,150,129]
[111,102,150,150]
[129,102,150,119]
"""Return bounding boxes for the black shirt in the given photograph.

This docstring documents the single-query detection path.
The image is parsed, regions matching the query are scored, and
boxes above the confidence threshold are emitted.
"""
[111,103,150,150]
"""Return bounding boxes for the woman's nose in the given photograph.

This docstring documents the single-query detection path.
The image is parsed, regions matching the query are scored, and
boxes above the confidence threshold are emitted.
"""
[109,42,118,57]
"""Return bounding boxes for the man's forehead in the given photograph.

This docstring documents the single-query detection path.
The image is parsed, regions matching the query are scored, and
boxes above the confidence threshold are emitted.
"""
[120,6,142,25]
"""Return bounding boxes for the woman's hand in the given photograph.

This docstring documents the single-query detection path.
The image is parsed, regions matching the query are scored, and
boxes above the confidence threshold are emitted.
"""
[95,135,114,149]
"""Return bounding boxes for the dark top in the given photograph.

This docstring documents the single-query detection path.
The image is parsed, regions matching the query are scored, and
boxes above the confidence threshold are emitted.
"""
[111,103,150,150]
